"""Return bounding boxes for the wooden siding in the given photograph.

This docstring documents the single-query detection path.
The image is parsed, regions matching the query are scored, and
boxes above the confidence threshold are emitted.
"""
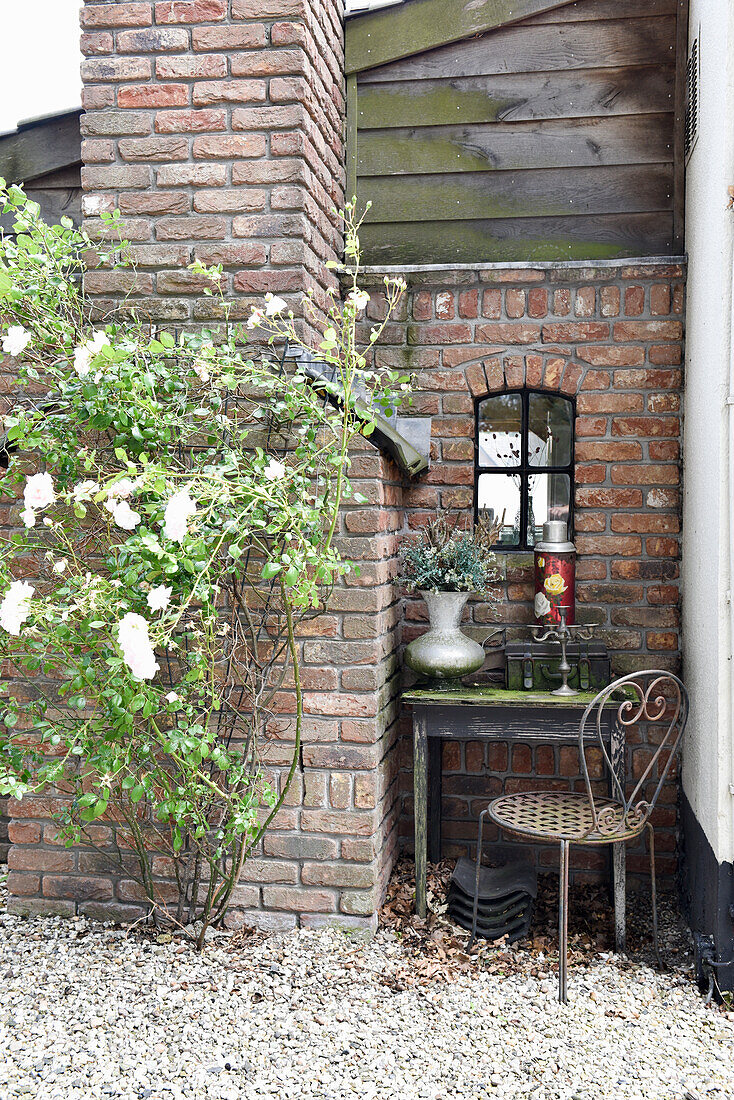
[347,0,687,265]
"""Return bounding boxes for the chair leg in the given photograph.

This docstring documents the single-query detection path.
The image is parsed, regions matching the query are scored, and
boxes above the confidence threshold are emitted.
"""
[468,808,489,951]
[558,839,570,1003]
[646,821,663,969]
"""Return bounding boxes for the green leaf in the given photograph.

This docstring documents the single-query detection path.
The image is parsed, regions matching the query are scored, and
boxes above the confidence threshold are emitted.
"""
[129,784,146,804]
[261,561,282,579]
[159,331,175,349]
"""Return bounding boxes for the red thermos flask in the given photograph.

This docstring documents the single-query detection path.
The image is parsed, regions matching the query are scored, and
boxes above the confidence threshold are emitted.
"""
[534,520,576,626]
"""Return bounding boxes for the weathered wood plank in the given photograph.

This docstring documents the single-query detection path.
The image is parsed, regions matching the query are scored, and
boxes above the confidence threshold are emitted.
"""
[359,212,674,265]
[672,0,688,252]
[345,0,577,75]
[359,17,676,82]
[0,112,82,185]
[524,0,677,23]
[356,67,676,129]
[360,165,674,223]
[357,115,674,175]
[346,74,358,202]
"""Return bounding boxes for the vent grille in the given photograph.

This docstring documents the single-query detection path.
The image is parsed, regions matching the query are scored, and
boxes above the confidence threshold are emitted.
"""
[685,35,699,162]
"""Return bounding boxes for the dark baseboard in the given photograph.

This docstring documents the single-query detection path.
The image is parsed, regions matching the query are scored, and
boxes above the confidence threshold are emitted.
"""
[680,789,734,993]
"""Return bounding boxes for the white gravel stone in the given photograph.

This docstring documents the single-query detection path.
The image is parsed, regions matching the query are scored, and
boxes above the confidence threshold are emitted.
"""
[0,872,732,1100]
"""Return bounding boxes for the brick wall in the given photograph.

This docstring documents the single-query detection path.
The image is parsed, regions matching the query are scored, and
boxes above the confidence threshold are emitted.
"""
[5,0,405,929]
[357,259,685,882]
[80,0,345,332]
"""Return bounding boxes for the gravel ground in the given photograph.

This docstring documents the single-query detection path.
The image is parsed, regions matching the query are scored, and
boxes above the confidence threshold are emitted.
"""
[1,869,733,1100]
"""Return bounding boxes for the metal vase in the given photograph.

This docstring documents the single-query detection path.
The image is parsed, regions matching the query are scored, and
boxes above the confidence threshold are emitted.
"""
[404,590,486,683]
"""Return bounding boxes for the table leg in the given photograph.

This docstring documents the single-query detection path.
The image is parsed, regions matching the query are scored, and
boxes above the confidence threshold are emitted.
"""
[610,717,626,953]
[414,713,428,919]
[428,738,442,863]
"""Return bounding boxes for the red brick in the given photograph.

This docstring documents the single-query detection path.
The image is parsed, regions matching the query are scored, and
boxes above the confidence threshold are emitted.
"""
[119,136,188,161]
[82,4,152,27]
[575,286,595,316]
[600,285,620,316]
[577,345,645,367]
[624,285,645,315]
[44,875,113,901]
[613,320,683,340]
[611,514,679,534]
[193,80,266,105]
[81,165,151,188]
[577,392,642,415]
[155,1,226,22]
[575,441,641,461]
[118,84,189,108]
[650,284,671,315]
[481,289,501,318]
[81,31,114,54]
[612,417,679,438]
[157,54,227,79]
[458,289,478,318]
[82,57,152,81]
[649,341,684,364]
[575,535,642,556]
[505,289,525,318]
[230,50,306,78]
[612,369,681,388]
[576,487,642,508]
[409,323,472,344]
[527,287,548,318]
[117,27,189,51]
[476,322,541,343]
[575,416,607,437]
[649,441,679,460]
[542,322,609,341]
[156,215,226,239]
[7,821,42,844]
[193,24,267,49]
[156,108,226,132]
[193,134,265,158]
[157,163,226,185]
[646,537,679,558]
[647,585,679,605]
[511,745,532,774]
[553,288,571,315]
[610,464,679,485]
[647,631,678,651]
[435,291,455,320]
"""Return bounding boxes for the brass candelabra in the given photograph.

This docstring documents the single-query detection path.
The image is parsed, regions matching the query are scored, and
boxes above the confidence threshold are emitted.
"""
[530,607,595,696]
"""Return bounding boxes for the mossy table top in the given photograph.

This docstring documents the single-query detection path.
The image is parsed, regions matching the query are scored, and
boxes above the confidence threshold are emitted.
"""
[403,685,608,708]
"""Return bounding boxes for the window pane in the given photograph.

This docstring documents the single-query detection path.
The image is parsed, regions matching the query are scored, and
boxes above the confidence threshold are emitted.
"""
[528,393,573,468]
[527,473,571,546]
[478,472,522,546]
[478,393,522,468]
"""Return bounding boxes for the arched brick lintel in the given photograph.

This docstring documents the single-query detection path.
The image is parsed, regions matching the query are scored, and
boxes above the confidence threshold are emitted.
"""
[465,354,583,400]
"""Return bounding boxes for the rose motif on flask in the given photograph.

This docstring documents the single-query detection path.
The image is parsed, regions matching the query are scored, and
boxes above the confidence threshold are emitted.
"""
[534,591,551,618]
[544,573,567,598]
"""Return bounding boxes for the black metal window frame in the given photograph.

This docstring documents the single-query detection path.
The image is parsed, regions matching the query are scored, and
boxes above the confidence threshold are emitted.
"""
[474,388,575,551]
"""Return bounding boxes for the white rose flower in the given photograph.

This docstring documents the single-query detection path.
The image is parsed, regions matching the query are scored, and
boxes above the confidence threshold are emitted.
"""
[247,307,265,330]
[108,478,136,500]
[534,591,551,619]
[117,612,159,681]
[20,507,36,529]
[24,472,55,512]
[346,289,370,312]
[263,458,286,481]
[147,585,172,613]
[163,488,196,544]
[2,325,32,357]
[73,330,109,379]
[0,580,34,636]
[193,360,210,383]
[264,293,287,316]
[166,691,180,704]
[112,500,141,531]
[53,558,68,574]
[72,479,100,502]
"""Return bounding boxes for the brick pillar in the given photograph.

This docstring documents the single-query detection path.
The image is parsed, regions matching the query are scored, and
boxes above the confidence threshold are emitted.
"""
[80,0,345,330]
[6,1,403,928]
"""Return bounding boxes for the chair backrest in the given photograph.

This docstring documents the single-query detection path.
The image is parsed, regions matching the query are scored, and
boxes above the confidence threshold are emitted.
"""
[578,670,688,838]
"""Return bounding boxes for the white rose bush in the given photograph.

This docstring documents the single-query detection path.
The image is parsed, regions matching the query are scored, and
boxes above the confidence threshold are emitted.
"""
[0,184,408,946]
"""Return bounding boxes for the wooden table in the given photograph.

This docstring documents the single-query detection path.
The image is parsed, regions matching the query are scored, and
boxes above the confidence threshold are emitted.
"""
[404,685,627,951]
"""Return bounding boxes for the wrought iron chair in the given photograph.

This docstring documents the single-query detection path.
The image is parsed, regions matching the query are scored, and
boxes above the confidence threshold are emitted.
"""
[470,671,688,1003]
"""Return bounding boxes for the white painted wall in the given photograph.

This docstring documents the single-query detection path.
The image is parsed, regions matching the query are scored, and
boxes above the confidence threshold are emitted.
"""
[682,0,734,863]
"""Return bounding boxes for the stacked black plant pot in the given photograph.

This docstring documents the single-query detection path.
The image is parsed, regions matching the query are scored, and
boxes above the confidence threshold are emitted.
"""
[448,857,537,942]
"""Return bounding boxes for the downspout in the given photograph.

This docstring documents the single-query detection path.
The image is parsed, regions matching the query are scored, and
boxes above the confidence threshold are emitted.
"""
[728,244,734,821]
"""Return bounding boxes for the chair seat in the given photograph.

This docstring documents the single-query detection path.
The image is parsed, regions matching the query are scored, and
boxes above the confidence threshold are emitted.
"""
[487,790,644,844]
